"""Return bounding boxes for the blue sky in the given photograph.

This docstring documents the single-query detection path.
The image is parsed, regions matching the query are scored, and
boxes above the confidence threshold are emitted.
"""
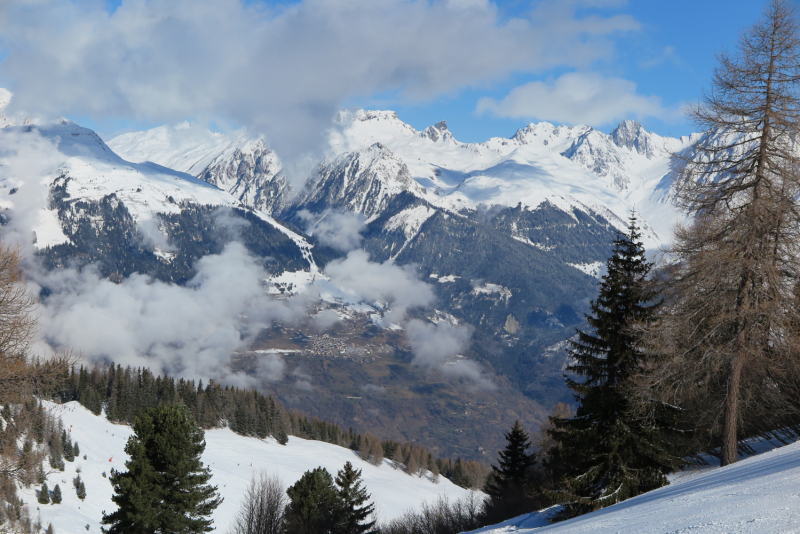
[0,0,778,149]
[362,0,768,141]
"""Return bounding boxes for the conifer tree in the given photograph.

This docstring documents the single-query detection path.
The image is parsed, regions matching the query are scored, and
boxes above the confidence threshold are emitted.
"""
[547,215,680,520]
[285,467,339,534]
[101,404,222,533]
[483,421,536,522]
[38,482,50,505]
[333,462,376,534]
[51,484,62,504]
[62,430,74,462]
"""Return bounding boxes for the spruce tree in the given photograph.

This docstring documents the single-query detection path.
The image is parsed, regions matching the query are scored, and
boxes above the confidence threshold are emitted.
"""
[62,430,74,462]
[333,462,376,534]
[101,404,222,533]
[38,482,50,505]
[285,467,339,534]
[483,421,536,522]
[52,484,62,504]
[547,214,680,520]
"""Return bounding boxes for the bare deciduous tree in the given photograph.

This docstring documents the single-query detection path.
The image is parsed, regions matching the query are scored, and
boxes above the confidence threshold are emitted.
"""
[0,243,76,483]
[229,472,287,534]
[635,0,800,466]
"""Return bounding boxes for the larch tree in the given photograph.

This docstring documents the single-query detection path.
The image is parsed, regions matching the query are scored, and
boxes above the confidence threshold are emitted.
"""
[635,0,800,466]
[547,216,680,520]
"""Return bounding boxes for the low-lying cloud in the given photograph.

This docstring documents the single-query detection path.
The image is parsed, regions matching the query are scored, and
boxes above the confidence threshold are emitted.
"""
[405,319,492,389]
[34,242,306,387]
[299,210,365,253]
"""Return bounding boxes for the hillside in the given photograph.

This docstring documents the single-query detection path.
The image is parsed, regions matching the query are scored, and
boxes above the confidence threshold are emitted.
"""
[21,401,473,532]
[470,437,800,534]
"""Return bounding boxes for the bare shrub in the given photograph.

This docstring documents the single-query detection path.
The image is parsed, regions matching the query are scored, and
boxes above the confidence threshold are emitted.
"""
[378,493,486,534]
[229,472,287,534]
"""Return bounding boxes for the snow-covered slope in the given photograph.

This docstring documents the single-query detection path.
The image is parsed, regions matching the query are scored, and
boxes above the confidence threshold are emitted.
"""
[112,110,694,248]
[23,402,473,532]
[330,110,697,247]
[470,438,800,534]
[109,123,290,214]
[0,120,316,274]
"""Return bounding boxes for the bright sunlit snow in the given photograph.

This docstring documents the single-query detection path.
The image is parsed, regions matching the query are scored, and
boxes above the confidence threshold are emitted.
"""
[22,402,474,533]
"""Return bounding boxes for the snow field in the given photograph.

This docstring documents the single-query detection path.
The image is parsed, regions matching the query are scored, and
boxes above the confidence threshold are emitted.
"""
[470,437,800,534]
[21,401,474,532]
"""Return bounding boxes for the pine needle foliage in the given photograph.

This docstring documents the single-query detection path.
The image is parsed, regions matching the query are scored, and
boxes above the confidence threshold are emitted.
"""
[101,404,222,533]
[547,214,681,521]
[334,462,377,534]
[483,421,536,522]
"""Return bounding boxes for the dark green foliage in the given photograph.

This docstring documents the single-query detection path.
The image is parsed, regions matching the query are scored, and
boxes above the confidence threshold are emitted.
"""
[483,421,537,523]
[57,363,476,488]
[101,404,222,534]
[73,442,80,457]
[51,484,62,504]
[547,215,681,521]
[74,474,87,500]
[334,462,376,534]
[62,430,75,462]
[285,467,340,534]
[37,483,49,505]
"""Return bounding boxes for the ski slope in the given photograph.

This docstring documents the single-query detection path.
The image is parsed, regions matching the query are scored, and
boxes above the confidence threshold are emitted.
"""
[21,402,473,532]
[470,437,800,534]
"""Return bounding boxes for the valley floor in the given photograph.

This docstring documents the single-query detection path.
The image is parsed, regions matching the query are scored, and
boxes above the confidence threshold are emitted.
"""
[21,401,473,532]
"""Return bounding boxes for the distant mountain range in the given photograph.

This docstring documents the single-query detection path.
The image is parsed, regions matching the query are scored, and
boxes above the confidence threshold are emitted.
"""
[0,104,696,458]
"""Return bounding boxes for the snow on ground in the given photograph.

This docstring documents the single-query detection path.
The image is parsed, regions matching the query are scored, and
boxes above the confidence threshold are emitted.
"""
[470,436,800,534]
[23,402,473,532]
[567,261,604,278]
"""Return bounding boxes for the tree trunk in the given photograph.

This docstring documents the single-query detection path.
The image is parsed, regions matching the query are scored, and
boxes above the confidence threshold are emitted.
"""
[721,355,744,466]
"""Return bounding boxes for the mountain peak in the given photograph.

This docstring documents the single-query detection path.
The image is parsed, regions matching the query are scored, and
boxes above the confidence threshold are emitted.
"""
[610,120,654,158]
[419,120,452,143]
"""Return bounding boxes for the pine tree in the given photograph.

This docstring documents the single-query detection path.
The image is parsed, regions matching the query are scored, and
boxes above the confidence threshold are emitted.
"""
[62,430,74,462]
[38,482,49,505]
[547,215,680,521]
[73,442,80,458]
[483,421,536,522]
[52,484,62,504]
[285,467,339,534]
[333,462,376,534]
[101,404,222,533]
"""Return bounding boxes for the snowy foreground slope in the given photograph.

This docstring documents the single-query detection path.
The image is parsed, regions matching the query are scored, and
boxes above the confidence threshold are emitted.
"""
[470,439,800,534]
[22,402,472,532]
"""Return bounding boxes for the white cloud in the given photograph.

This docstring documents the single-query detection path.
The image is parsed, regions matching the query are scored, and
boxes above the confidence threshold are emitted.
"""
[476,72,670,127]
[404,319,492,389]
[0,0,639,161]
[323,249,435,325]
[299,210,365,252]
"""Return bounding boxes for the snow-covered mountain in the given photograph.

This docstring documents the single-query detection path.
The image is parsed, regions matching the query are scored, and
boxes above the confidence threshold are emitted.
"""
[110,108,694,248]
[0,120,318,283]
[109,123,291,215]
[24,401,472,532]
